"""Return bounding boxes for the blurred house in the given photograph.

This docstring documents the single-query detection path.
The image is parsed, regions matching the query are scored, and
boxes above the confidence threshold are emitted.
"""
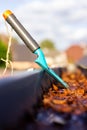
[10,43,87,70]
[11,43,36,61]
[65,44,84,62]
[11,44,68,69]
[11,43,39,70]
[76,55,87,67]
[41,49,68,67]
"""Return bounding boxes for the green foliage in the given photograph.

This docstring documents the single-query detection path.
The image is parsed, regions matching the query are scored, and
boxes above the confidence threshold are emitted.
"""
[40,39,56,50]
[0,40,8,67]
[0,40,7,67]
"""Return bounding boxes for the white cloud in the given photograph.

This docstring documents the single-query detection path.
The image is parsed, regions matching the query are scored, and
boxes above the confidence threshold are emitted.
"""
[2,0,87,50]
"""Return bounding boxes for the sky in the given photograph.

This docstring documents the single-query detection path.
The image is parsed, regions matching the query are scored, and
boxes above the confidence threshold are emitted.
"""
[0,0,87,50]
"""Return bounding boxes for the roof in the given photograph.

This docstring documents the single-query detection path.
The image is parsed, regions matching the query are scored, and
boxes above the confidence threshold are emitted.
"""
[65,45,84,62]
[11,43,36,61]
[76,55,87,67]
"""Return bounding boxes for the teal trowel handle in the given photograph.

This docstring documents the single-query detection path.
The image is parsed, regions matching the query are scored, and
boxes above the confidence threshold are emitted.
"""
[3,10,40,53]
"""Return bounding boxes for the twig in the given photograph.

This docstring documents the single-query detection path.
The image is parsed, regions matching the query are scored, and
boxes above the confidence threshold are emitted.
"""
[2,21,13,76]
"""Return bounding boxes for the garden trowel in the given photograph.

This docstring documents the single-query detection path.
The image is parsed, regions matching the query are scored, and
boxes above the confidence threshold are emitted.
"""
[3,10,69,88]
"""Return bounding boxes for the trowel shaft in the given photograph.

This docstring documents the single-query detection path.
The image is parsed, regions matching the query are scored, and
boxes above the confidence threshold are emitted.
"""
[3,10,39,52]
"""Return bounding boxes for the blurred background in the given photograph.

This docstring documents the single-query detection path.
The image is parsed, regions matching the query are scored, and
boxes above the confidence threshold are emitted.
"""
[0,0,87,75]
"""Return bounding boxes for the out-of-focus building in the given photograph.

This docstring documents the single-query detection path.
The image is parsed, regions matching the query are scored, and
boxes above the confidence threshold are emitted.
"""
[11,43,36,61]
[10,43,87,70]
[11,43,68,69]
[65,44,84,62]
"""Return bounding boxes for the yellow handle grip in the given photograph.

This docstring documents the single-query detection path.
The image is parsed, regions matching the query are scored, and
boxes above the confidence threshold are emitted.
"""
[3,10,13,20]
